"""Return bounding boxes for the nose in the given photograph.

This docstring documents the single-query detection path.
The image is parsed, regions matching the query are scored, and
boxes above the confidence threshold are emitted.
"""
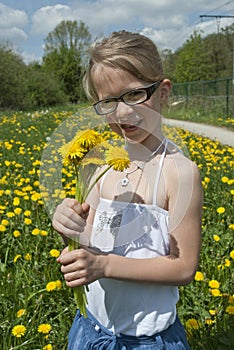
[115,101,134,122]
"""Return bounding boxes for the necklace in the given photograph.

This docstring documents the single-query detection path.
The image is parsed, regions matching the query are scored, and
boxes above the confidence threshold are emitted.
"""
[121,137,166,187]
[121,163,144,187]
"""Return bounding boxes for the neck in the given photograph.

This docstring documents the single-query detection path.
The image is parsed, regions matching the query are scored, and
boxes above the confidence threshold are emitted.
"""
[126,133,165,161]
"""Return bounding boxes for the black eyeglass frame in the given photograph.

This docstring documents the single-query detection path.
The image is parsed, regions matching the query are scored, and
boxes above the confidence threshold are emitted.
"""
[93,80,163,115]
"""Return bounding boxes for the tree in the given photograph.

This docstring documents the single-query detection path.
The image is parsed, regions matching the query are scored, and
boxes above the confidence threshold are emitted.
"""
[25,62,68,108]
[162,24,234,83]
[161,49,178,81]
[0,44,28,109]
[173,31,212,82]
[43,20,91,102]
[203,24,234,79]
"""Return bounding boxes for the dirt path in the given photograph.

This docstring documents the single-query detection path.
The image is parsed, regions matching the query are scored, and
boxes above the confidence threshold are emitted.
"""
[163,118,234,147]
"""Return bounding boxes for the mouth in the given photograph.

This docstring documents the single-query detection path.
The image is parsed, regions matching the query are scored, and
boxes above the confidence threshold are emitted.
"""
[120,119,142,132]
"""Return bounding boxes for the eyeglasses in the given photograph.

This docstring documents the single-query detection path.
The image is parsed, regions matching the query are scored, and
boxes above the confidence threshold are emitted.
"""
[93,80,163,115]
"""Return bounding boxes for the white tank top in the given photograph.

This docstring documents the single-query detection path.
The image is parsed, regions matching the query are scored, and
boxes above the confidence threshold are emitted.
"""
[87,140,179,336]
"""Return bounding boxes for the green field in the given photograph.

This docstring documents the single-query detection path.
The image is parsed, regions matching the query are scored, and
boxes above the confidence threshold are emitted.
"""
[0,109,233,349]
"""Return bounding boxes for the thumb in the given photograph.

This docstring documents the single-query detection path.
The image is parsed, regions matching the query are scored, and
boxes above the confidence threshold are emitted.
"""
[57,246,68,263]
[81,202,90,219]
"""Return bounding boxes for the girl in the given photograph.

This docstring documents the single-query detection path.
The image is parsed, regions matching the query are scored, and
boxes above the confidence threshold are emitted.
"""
[53,30,203,349]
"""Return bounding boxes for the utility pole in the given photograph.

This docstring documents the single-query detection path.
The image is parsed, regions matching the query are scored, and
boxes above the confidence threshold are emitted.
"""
[200,15,234,84]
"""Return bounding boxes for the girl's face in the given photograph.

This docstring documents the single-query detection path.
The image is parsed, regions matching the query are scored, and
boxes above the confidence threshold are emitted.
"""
[92,66,171,149]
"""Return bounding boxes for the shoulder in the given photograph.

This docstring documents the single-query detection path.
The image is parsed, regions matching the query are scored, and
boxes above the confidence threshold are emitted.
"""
[164,151,200,176]
[163,151,202,195]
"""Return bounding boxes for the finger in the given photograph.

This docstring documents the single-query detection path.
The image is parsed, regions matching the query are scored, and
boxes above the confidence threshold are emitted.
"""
[71,201,90,219]
[58,248,85,266]
[53,208,87,236]
[57,247,68,263]
[66,277,87,288]
[56,210,86,230]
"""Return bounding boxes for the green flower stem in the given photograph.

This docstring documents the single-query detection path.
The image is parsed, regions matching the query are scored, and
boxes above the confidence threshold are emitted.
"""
[83,165,112,200]
[69,165,112,317]
[68,238,88,318]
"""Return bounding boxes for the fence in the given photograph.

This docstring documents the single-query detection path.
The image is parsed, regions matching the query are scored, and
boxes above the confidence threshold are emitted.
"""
[170,77,233,116]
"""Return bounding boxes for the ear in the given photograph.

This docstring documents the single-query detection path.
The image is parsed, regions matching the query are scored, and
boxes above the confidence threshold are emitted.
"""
[160,79,171,105]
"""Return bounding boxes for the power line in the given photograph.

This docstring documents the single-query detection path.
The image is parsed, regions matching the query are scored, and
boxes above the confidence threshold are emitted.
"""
[199,14,234,32]
[202,1,234,16]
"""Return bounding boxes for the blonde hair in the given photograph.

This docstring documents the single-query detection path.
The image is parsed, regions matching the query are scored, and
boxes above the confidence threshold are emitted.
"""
[83,30,165,102]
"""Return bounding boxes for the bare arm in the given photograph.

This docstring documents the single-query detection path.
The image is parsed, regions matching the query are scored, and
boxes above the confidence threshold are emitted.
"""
[103,158,203,285]
[58,158,203,288]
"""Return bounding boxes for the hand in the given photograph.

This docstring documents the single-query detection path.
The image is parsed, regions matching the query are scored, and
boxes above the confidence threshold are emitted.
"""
[52,198,90,239]
[57,246,107,287]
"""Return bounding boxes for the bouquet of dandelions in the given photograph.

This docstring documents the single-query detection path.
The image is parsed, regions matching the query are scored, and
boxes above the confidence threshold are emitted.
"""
[59,128,130,317]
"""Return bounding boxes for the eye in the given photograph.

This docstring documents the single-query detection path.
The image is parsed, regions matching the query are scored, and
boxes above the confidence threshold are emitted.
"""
[124,89,146,104]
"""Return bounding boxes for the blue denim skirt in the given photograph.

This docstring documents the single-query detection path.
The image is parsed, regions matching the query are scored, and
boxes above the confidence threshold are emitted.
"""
[68,310,191,349]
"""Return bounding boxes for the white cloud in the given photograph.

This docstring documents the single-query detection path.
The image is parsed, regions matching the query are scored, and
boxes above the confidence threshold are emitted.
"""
[0,3,28,28]
[0,27,27,44]
[0,3,28,44]
[0,0,233,62]
[31,4,76,35]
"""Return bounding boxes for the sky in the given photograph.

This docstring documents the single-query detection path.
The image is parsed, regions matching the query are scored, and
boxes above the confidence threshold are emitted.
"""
[0,0,233,63]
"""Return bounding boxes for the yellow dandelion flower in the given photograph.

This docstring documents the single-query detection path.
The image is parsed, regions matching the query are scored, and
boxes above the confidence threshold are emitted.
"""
[204,177,210,183]
[14,254,21,263]
[38,323,52,334]
[59,140,85,165]
[210,288,222,297]
[1,219,9,226]
[217,207,225,214]
[105,146,130,171]
[17,309,26,318]
[13,197,20,206]
[55,280,62,289]
[209,309,217,316]
[31,193,41,201]
[14,207,22,215]
[46,281,57,292]
[217,264,225,270]
[40,230,48,236]
[12,325,27,337]
[229,224,234,230]
[81,157,105,167]
[221,176,229,183]
[24,210,31,216]
[225,305,234,314]
[43,344,53,350]
[50,249,60,258]
[6,211,15,218]
[230,250,234,259]
[24,218,32,225]
[213,234,220,242]
[32,228,40,236]
[185,318,200,330]
[13,230,21,237]
[224,259,231,267]
[24,253,32,261]
[205,319,215,325]
[0,224,6,232]
[75,129,104,150]
[209,280,220,289]
[194,271,204,281]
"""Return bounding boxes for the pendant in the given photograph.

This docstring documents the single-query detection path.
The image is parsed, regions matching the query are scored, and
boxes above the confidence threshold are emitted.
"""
[121,176,129,187]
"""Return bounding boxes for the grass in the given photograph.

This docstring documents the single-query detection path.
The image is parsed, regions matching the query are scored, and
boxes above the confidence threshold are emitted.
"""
[0,108,233,349]
[164,96,234,130]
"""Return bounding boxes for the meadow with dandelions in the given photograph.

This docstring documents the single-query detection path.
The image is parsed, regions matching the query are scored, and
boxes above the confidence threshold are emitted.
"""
[0,109,233,350]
